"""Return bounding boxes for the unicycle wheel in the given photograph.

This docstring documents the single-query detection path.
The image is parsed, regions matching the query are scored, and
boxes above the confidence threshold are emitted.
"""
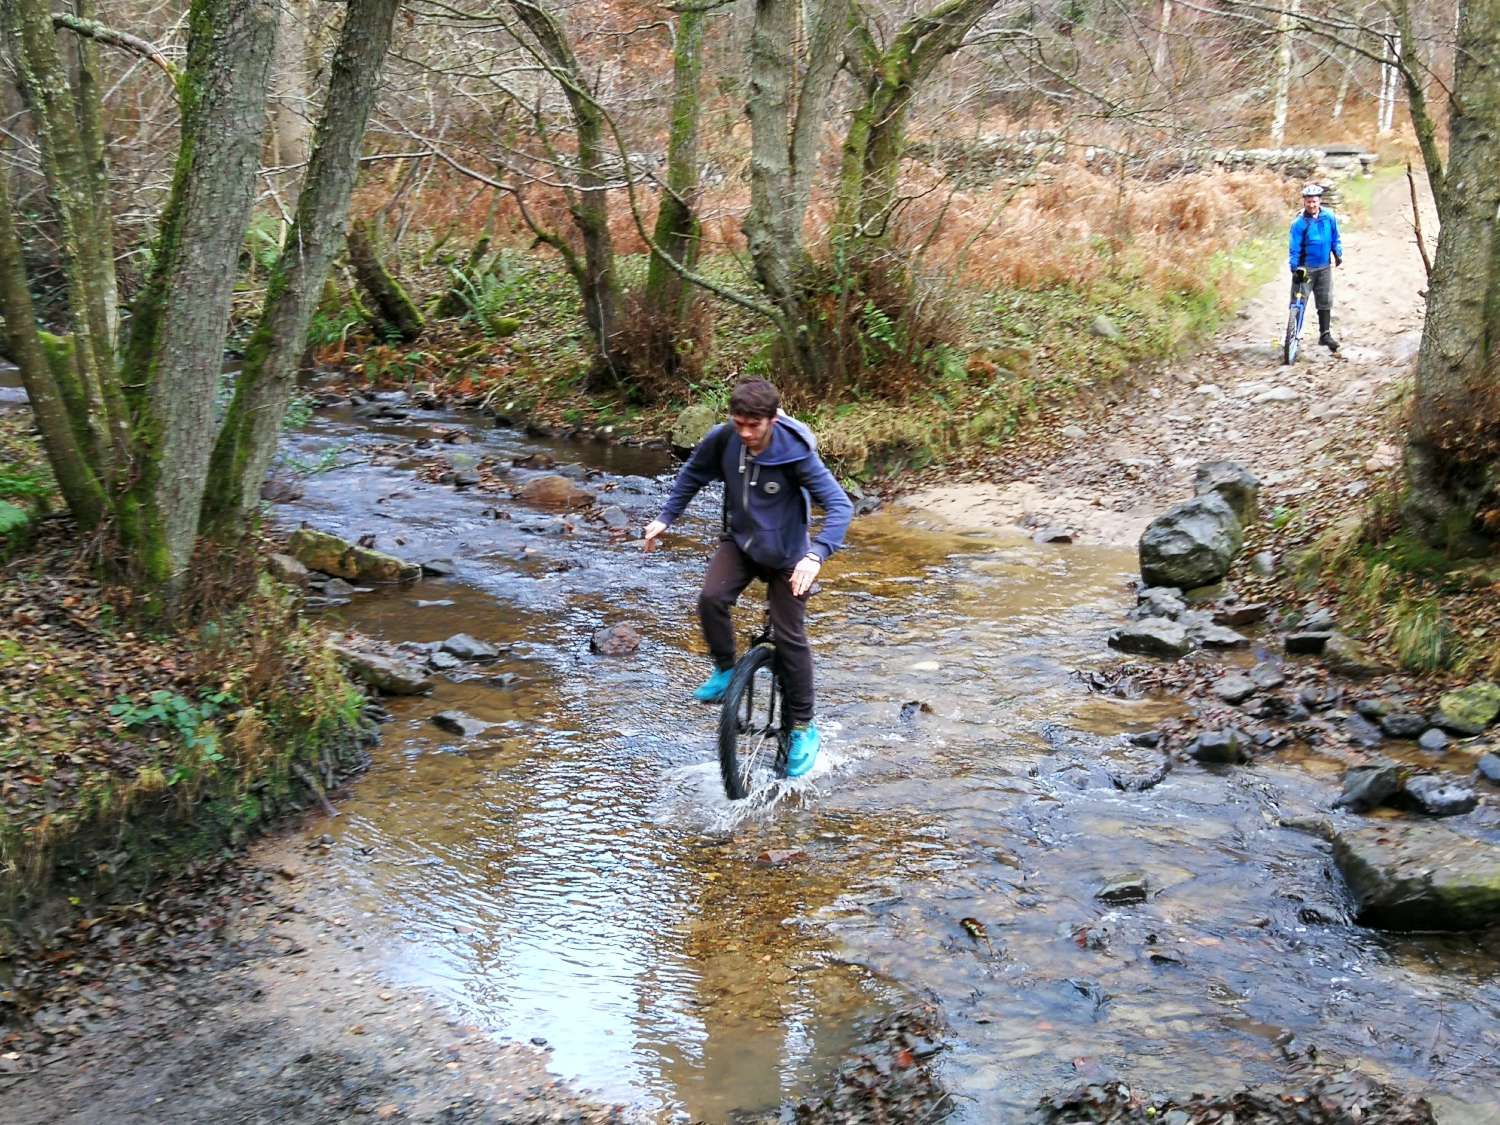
[717,645,791,800]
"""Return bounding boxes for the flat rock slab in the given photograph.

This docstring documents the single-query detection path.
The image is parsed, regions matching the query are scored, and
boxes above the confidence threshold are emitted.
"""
[441,633,500,661]
[1333,821,1500,931]
[1107,617,1191,659]
[328,643,433,696]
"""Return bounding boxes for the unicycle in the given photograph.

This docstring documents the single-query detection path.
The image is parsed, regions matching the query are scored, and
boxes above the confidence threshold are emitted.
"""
[1283,274,1310,365]
[717,610,792,801]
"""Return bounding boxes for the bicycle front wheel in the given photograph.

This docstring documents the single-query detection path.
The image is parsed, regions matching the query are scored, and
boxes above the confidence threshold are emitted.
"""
[1283,304,1301,365]
[718,644,791,801]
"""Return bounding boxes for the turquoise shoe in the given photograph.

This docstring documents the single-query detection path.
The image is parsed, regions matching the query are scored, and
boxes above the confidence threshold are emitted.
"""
[693,667,734,703]
[785,723,821,778]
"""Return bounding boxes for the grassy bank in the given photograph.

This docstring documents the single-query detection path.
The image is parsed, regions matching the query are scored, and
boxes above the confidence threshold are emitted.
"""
[304,224,1286,482]
[0,420,371,929]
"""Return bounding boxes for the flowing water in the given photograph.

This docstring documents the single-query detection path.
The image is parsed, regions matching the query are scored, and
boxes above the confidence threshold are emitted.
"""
[260,394,1495,1120]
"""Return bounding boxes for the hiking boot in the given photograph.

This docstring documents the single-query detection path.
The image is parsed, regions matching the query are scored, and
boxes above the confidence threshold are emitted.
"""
[1317,310,1339,352]
[785,723,821,778]
[1320,333,1340,352]
[693,667,733,703]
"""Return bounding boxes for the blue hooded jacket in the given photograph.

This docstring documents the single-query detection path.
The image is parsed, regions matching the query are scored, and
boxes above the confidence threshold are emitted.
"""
[1288,209,1342,271]
[656,413,854,570]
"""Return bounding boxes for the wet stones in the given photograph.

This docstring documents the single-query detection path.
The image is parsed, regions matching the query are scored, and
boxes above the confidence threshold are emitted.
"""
[441,633,500,661]
[590,623,642,656]
[1249,662,1287,690]
[267,552,309,588]
[1107,617,1191,659]
[1333,821,1500,930]
[1418,728,1450,754]
[1476,753,1500,786]
[1335,762,1402,812]
[1401,775,1479,817]
[1373,711,1422,738]
[1187,727,1251,764]
[1285,631,1333,654]
[327,642,433,696]
[1129,586,1187,621]
[1434,681,1500,736]
[1212,674,1258,704]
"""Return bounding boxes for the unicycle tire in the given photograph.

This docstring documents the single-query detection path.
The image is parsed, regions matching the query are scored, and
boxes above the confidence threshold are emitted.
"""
[1283,306,1301,365]
[717,644,792,801]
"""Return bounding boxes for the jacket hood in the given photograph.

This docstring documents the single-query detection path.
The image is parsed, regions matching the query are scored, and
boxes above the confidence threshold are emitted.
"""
[752,411,816,466]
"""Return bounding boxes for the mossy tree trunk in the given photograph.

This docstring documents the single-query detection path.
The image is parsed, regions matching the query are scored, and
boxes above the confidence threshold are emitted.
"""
[508,0,623,377]
[834,0,998,242]
[201,0,403,535]
[1398,0,1500,552]
[742,0,852,386]
[347,216,427,342]
[644,4,706,326]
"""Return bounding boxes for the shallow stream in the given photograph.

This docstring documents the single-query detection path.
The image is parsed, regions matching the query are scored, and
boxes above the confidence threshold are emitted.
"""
[252,393,1496,1121]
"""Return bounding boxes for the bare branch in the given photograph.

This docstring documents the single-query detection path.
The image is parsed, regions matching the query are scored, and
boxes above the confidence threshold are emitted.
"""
[51,12,179,85]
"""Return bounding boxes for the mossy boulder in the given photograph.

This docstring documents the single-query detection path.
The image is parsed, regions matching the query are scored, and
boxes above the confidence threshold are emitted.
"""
[1435,682,1500,736]
[670,402,721,456]
[288,528,421,583]
[1333,822,1500,931]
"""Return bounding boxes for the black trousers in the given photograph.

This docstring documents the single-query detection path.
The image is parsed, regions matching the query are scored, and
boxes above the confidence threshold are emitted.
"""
[1292,266,1334,316]
[698,540,814,725]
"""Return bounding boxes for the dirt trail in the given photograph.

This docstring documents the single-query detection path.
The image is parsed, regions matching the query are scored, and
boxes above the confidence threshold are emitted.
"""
[904,173,1435,543]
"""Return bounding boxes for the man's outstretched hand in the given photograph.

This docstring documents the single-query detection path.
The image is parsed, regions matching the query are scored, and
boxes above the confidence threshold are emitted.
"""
[791,555,821,597]
[642,519,667,552]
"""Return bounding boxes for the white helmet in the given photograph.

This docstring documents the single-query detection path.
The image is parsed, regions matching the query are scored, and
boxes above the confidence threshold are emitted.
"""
[1300,183,1325,197]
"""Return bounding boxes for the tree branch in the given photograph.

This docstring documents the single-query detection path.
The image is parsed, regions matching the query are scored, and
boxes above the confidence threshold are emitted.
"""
[51,12,179,85]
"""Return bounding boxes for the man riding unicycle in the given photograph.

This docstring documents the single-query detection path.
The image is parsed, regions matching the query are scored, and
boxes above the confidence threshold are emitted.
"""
[643,379,853,779]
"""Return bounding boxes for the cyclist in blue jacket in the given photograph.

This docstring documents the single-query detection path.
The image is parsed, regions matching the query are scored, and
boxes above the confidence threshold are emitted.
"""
[1288,183,1344,352]
[643,379,853,778]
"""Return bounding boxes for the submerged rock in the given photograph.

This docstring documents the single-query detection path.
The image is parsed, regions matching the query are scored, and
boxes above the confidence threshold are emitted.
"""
[431,710,492,738]
[1333,821,1500,930]
[590,623,642,656]
[1138,492,1244,590]
[441,633,500,661]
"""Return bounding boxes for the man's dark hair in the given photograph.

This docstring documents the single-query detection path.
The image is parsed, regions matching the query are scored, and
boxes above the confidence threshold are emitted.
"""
[729,378,780,419]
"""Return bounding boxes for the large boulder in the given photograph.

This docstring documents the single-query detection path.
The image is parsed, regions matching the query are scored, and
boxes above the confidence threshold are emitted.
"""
[1333,822,1500,930]
[1434,681,1500,736]
[288,528,421,583]
[1193,461,1261,525]
[327,642,433,695]
[670,402,720,455]
[1138,492,1244,589]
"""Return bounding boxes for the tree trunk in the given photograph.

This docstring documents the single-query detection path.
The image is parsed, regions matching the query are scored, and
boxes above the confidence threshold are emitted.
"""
[348,216,426,342]
[1268,0,1301,147]
[1400,0,1500,551]
[0,168,107,527]
[743,0,851,382]
[268,0,314,217]
[1155,0,1173,76]
[508,0,622,376]
[644,4,705,325]
[201,0,401,535]
[114,0,278,600]
[835,0,998,240]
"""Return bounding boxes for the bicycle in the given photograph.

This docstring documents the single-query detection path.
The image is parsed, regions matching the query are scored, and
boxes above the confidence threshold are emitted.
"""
[717,604,802,801]
[1283,271,1310,365]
